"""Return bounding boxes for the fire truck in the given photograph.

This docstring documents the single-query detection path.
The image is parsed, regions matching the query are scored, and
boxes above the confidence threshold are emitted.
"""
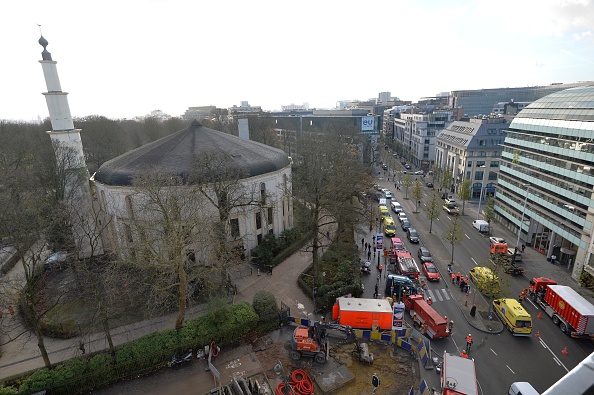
[441,352,478,395]
[527,277,594,338]
[395,250,420,279]
[403,294,449,339]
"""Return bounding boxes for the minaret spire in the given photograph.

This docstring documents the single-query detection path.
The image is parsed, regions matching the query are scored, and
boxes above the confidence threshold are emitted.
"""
[38,36,103,258]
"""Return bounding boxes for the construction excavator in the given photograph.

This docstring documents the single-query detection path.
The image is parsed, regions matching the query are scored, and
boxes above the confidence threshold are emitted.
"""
[290,320,373,364]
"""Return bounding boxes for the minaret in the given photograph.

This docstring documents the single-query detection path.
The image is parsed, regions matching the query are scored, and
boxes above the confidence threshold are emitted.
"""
[39,36,103,258]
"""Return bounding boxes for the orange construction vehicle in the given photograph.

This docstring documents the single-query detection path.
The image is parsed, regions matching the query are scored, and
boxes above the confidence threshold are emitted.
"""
[290,322,329,363]
[528,277,594,339]
[403,294,449,339]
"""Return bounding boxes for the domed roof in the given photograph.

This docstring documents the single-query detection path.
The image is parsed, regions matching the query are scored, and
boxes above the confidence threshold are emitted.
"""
[515,85,594,121]
[93,121,290,186]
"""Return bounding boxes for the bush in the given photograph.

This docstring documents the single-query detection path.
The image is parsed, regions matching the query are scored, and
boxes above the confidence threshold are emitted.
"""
[252,290,278,324]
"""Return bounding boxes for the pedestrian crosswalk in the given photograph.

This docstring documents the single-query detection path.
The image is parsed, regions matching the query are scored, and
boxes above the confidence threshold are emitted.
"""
[423,287,451,303]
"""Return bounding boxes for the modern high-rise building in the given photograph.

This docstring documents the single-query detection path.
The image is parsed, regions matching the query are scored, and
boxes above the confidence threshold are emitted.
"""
[495,85,594,280]
[452,82,594,117]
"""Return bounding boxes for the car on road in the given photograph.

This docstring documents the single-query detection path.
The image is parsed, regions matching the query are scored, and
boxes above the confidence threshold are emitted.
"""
[391,201,403,213]
[376,184,383,191]
[401,219,411,231]
[422,261,440,281]
[407,228,420,243]
[382,164,388,170]
[414,171,423,175]
[490,237,506,245]
[417,247,433,263]
[426,182,433,188]
[385,191,392,199]
[469,266,500,295]
[401,161,406,165]
[405,164,411,169]
[44,251,68,271]
[397,212,408,223]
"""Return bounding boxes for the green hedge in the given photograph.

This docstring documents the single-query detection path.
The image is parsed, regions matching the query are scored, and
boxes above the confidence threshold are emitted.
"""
[7,302,258,395]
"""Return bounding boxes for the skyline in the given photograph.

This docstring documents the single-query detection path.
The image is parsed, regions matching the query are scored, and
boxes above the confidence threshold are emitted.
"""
[3,0,594,122]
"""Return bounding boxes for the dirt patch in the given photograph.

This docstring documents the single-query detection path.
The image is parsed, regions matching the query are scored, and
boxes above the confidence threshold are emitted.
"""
[253,336,420,394]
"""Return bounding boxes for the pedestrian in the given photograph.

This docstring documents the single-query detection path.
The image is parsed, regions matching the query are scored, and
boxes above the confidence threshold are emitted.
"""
[326,230,330,239]
[365,242,368,251]
[466,334,473,351]
[379,265,383,276]
[395,183,397,188]
[368,250,371,260]
[459,279,465,292]
[79,340,86,355]
[456,272,461,285]
[551,254,557,265]
[372,235,376,243]
[447,263,452,274]
[451,272,456,284]
[361,238,364,248]
[372,373,380,394]
[374,284,379,299]
[521,244,526,252]
[373,246,376,253]
[448,320,454,333]
[460,349,469,358]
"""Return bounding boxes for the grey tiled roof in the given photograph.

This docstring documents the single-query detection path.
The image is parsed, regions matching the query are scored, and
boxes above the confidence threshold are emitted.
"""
[93,121,290,186]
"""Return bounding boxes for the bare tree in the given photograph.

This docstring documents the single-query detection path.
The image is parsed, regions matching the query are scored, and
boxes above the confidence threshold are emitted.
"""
[424,193,442,233]
[129,169,213,330]
[412,179,423,213]
[482,195,496,236]
[442,215,463,265]
[439,165,452,195]
[458,178,472,216]
[402,174,413,199]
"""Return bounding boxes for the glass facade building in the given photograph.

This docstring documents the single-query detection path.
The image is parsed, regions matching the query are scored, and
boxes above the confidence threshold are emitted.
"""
[495,85,594,280]
[452,82,594,117]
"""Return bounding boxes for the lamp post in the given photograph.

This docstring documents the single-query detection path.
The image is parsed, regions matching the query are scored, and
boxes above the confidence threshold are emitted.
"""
[514,184,531,259]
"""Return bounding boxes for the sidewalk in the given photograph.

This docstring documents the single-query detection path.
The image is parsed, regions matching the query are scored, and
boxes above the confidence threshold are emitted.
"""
[0,241,316,381]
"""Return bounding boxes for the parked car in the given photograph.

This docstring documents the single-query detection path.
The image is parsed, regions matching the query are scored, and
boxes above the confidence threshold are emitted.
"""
[417,247,433,263]
[385,191,392,199]
[397,212,408,223]
[489,237,506,245]
[391,201,403,213]
[407,228,420,243]
[401,219,411,231]
[405,164,411,169]
[44,251,68,271]
[414,171,423,175]
[422,261,440,281]
[382,164,388,170]
[426,182,433,188]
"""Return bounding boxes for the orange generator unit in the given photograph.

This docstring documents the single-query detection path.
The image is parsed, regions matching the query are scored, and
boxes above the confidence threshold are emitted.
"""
[332,297,393,330]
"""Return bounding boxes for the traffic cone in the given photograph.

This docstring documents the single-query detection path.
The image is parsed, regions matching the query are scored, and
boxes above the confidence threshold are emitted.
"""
[535,331,540,338]
[562,346,568,355]
[537,312,542,319]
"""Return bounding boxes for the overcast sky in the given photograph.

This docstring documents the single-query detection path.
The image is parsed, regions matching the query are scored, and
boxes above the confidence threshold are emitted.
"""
[3,0,594,122]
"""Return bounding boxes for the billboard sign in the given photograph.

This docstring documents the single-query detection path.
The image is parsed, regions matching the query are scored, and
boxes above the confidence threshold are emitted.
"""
[392,302,405,330]
[362,116,375,131]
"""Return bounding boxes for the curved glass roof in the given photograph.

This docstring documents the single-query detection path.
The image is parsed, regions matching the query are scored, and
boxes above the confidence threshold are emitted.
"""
[516,85,594,121]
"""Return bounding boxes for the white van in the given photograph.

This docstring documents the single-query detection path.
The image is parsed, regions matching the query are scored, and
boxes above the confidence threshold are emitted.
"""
[391,201,403,213]
[508,382,539,395]
[472,220,489,233]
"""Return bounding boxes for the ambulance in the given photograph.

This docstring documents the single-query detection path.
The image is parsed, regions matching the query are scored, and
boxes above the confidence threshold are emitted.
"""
[492,298,532,336]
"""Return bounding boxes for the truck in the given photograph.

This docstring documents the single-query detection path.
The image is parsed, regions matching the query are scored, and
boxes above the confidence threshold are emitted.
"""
[528,277,594,339]
[492,298,532,336]
[395,250,420,279]
[472,220,489,233]
[441,352,478,395]
[385,274,417,300]
[332,297,394,330]
[403,294,449,339]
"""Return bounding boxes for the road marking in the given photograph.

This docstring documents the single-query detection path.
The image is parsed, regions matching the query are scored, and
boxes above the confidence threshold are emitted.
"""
[507,365,515,374]
[490,348,498,356]
[439,289,451,300]
[465,234,470,239]
[471,258,478,266]
[538,337,570,373]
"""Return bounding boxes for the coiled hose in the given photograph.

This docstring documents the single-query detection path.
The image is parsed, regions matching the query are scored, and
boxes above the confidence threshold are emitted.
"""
[275,369,314,395]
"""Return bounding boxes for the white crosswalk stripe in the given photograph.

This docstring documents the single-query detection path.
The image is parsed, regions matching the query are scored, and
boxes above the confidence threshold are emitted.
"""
[424,288,450,303]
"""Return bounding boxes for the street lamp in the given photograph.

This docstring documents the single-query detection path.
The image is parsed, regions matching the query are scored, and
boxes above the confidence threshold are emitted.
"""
[514,184,531,259]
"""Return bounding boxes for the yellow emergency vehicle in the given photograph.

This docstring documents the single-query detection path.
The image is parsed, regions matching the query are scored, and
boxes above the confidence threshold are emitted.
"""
[384,217,396,237]
[492,298,532,336]
[379,205,389,222]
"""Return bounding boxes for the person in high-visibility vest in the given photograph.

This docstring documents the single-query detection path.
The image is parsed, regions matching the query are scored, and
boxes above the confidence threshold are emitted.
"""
[466,334,473,351]
[460,349,469,358]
